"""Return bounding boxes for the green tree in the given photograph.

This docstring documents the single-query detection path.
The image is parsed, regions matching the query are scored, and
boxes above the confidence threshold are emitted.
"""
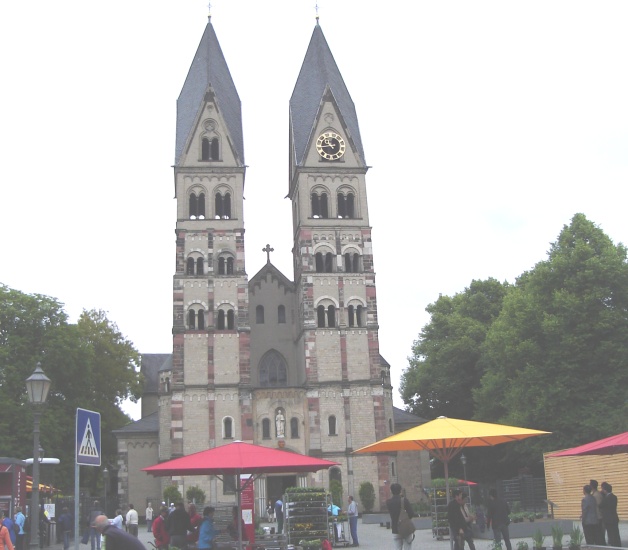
[358,481,375,513]
[401,278,508,419]
[0,284,143,492]
[186,486,206,505]
[164,485,183,505]
[329,479,343,507]
[474,214,628,457]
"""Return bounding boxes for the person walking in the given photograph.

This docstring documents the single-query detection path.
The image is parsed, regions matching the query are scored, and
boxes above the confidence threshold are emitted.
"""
[186,504,202,546]
[461,494,477,550]
[57,507,73,550]
[125,505,138,537]
[487,489,512,550]
[448,490,467,550]
[386,483,415,550]
[13,508,25,550]
[87,501,103,550]
[93,516,144,550]
[590,480,606,545]
[581,485,598,544]
[145,504,154,533]
[197,508,217,550]
[152,507,170,550]
[347,496,359,547]
[600,482,621,547]
[165,502,190,550]
[0,512,16,550]
[0,515,15,550]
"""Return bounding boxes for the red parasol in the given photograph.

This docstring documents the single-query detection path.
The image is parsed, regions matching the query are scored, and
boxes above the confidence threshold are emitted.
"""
[549,431,628,457]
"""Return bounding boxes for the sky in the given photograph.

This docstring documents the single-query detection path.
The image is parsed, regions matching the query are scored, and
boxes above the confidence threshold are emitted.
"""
[2,1,628,420]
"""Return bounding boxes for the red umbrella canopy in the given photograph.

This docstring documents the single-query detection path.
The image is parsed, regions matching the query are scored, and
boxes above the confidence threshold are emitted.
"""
[549,431,628,457]
[142,440,339,476]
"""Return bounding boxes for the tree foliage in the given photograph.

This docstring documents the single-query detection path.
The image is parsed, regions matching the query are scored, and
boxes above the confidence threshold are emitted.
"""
[401,214,628,476]
[163,485,183,505]
[0,284,143,493]
[474,214,628,455]
[358,481,375,513]
[401,278,508,419]
[186,486,206,505]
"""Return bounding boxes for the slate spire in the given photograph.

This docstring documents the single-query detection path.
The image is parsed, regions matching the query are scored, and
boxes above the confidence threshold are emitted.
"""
[290,24,365,167]
[175,20,244,166]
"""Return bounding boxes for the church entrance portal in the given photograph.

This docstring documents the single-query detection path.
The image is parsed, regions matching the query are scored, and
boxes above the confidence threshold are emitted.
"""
[267,475,297,501]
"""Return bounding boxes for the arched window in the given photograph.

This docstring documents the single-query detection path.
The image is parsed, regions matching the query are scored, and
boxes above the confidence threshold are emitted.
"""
[259,350,288,387]
[218,257,225,275]
[348,304,365,327]
[215,192,231,219]
[344,252,361,273]
[188,309,196,329]
[290,417,299,439]
[315,252,334,273]
[278,305,286,324]
[226,257,234,275]
[216,309,225,330]
[197,310,205,330]
[389,419,393,433]
[256,305,265,324]
[201,137,210,161]
[327,305,336,328]
[223,417,233,439]
[227,309,235,330]
[328,415,337,436]
[218,255,234,276]
[317,305,326,328]
[311,192,328,218]
[262,418,271,439]
[337,192,355,219]
[210,137,219,160]
[189,192,205,219]
[186,257,195,275]
[392,462,396,476]
[196,257,204,275]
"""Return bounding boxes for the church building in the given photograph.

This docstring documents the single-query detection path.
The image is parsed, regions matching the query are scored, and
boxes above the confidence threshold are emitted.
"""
[114,16,428,516]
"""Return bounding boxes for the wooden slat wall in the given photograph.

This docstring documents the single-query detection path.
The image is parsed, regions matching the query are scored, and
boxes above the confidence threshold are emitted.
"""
[543,452,628,519]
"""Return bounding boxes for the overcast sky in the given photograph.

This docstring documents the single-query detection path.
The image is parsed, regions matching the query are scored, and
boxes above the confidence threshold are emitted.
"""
[2,1,627,420]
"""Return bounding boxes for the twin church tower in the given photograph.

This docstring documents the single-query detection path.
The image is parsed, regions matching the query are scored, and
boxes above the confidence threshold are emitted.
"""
[117,17,405,513]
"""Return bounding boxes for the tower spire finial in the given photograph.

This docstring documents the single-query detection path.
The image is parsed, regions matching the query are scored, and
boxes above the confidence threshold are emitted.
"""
[208,1,212,21]
[315,2,320,24]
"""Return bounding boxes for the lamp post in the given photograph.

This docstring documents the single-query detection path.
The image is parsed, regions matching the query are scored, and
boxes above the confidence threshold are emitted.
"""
[460,453,470,505]
[26,363,51,550]
[103,468,109,517]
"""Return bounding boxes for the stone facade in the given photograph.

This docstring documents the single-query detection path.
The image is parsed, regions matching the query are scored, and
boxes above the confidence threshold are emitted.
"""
[114,19,427,516]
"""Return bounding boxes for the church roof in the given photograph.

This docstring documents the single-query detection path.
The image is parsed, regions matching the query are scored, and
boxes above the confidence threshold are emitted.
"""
[249,261,295,294]
[290,24,365,167]
[112,411,159,435]
[393,406,428,428]
[176,20,244,166]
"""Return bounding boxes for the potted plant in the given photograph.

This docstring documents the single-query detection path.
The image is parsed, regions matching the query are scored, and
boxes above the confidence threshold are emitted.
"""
[552,525,564,550]
[517,541,530,550]
[490,542,504,550]
[533,528,546,550]
[569,525,584,550]
[528,513,536,522]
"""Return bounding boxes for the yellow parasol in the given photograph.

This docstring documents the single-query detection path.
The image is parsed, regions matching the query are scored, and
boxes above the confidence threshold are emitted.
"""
[355,415,550,538]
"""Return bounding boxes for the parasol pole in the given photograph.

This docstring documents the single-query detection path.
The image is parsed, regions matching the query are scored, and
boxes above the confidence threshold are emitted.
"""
[237,472,243,550]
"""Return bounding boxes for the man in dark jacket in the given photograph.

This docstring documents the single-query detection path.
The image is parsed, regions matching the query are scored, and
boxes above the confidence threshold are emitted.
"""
[386,483,415,550]
[165,502,190,550]
[600,482,620,547]
[487,489,512,550]
[448,490,468,550]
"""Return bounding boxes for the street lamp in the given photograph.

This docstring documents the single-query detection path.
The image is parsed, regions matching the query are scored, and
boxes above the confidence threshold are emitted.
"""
[460,453,471,505]
[26,363,51,550]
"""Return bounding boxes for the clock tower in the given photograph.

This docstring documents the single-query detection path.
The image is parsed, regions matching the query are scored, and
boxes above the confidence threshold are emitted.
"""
[289,23,395,503]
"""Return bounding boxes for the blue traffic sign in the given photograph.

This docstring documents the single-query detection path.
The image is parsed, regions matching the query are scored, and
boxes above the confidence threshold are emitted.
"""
[76,408,101,466]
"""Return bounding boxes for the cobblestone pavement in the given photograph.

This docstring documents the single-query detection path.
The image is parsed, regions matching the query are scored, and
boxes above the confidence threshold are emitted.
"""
[47,521,628,550]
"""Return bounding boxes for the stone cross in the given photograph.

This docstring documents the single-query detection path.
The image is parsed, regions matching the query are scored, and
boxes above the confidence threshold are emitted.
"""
[263,244,274,263]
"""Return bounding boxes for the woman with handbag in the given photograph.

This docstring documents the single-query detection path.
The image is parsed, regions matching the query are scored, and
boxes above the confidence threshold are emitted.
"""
[386,483,415,550]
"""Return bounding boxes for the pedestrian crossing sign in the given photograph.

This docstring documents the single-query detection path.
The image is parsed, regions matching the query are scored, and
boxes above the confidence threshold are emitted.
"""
[76,408,101,466]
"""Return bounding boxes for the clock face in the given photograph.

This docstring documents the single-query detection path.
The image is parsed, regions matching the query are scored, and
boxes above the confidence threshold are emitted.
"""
[316,132,346,160]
